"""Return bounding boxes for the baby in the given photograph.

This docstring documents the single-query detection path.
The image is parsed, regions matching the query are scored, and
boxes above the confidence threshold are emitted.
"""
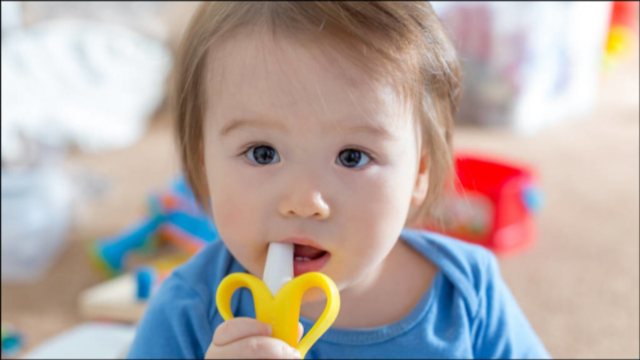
[128,2,550,359]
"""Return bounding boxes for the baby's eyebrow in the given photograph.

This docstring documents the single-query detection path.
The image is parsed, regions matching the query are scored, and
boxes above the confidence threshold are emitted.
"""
[220,117,396,139]
[337,123,396,139]
[220,118,287,136]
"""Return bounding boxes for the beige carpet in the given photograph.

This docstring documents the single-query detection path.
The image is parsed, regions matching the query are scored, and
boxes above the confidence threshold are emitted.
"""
[2,56,638,358]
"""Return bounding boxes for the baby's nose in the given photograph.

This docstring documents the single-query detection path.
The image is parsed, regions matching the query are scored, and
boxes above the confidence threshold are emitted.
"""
[278,189,330,220]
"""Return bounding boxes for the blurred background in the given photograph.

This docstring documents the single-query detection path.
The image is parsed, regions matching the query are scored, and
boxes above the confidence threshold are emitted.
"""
[1,1,638,358]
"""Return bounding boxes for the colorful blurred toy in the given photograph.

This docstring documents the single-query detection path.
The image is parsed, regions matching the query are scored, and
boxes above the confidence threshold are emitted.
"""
[1,322,24,358]
[604,1,639,71]
[424,153,543,255]
[84,176,218,322]
[88,175,219,278]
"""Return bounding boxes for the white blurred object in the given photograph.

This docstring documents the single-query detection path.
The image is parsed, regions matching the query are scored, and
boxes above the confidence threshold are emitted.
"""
[23,2,173,45]
[1,147,73,283]
[1,19,173,162]
[431,1,613,134]
[1,1,23,33]
[21,322,136,359]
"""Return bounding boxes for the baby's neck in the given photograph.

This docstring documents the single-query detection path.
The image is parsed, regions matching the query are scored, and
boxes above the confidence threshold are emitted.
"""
[300,237,438,329]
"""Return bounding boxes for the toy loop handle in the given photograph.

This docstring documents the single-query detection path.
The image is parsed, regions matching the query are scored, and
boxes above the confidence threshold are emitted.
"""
[291,273,340,358]
[216,273,269,321]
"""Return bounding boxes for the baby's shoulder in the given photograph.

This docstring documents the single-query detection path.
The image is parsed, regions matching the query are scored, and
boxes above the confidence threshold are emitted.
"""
[401,229,503,312]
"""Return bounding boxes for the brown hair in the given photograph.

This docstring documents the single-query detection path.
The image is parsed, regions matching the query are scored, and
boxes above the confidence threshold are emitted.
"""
[173,2,461,225]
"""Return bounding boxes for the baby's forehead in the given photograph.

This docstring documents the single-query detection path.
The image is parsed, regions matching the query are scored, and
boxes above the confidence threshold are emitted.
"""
[203,29,411,130]
[205,30,380,98]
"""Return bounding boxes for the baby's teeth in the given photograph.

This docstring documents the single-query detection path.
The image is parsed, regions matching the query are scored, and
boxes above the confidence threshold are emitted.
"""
[295,256,311,261]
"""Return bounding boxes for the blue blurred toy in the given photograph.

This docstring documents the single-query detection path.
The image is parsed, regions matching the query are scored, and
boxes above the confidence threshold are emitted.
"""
[1,322,24,358]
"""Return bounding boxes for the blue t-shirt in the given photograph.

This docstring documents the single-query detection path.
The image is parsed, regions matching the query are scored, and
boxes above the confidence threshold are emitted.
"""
[127,229,550,359]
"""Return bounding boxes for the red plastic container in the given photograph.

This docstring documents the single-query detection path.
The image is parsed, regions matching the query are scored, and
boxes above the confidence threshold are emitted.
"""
[424,153,543,255]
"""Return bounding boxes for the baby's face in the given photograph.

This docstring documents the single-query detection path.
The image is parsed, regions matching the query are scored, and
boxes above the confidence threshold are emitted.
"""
[203,31,424,301]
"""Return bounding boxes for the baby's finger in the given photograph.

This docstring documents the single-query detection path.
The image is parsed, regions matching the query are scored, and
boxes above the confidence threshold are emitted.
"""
[212,317,272,347]
[216,336,301,359]
[297,322,304,343]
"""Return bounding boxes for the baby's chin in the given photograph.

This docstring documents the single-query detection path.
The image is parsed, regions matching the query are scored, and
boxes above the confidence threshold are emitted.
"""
[299,274,352,304]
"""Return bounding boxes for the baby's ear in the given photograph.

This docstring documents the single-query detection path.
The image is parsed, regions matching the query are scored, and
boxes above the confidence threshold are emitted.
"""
[411,152,429,206]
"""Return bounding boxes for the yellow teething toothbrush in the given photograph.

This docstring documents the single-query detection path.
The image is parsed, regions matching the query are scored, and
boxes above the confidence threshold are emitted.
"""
[216,243,340,359]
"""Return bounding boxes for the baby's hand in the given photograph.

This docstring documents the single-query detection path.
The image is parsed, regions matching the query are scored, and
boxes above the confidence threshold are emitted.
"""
[205,317,303,359]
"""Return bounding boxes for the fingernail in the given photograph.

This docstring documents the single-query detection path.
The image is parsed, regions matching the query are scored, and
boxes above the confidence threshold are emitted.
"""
[293,349,302,359]
[265,324,273,336]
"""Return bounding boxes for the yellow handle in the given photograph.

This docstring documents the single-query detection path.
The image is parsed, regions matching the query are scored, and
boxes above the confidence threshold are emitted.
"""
[216,272,340,359]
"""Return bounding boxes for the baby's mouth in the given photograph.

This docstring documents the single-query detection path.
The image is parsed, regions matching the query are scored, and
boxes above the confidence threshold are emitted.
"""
[294,244,327,261]
[293,244,330,277]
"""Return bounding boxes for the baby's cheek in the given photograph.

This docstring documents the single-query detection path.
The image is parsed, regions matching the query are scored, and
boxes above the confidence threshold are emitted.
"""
[212,198,248,240]
[340,180,409,275]
[212,198,260,270]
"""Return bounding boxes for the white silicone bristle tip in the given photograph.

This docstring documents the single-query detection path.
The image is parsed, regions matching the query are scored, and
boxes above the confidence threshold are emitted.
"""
[263,242,294,297]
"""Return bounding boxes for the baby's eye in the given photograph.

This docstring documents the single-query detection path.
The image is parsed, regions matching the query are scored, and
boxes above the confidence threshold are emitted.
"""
[246,145,280,165]
[337,149,371,168]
